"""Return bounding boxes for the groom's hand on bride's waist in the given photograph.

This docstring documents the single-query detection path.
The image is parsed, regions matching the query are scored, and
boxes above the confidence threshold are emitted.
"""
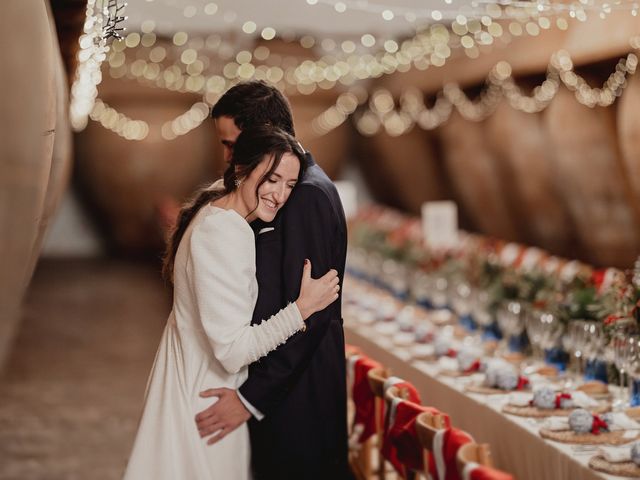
[195,388,251,445]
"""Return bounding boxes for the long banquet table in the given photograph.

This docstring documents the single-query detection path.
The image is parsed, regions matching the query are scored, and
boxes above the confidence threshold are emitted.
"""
[344,317,623,480]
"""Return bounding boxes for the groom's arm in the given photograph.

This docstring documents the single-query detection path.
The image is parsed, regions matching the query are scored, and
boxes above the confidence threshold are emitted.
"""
[237,184,339,415]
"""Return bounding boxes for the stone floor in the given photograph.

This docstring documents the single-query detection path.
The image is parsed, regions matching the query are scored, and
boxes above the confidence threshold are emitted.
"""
[0,259,171,480]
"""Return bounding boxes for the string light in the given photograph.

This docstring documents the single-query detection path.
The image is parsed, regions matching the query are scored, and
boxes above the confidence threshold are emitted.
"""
[90,98,210,141]
[90,98,149,140]
[71,0,124,130]
[336,45,640,137]
[305,0,640,21]
[92,0,640,140]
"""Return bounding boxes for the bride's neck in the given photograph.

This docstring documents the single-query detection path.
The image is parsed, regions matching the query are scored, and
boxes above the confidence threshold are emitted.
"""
[211,191,254,222]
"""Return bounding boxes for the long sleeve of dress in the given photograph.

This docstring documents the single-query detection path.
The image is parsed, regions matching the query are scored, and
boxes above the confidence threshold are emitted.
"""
[187,210,304,375]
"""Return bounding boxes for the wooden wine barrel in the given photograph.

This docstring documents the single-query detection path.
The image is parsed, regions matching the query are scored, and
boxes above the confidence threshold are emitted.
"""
[25,4,74,279]
[0,1,57,367]
[75,79,218,253]
[354,126,449,214]
[543,84,640,267]
[485,100,575,256]
[436,111,520,240]
[617,71,640,209]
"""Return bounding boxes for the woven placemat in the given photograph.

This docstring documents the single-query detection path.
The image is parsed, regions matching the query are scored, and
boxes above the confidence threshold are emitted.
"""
[540,429,637,445]
[503,403,610,418]
[465,384,524,395]
[440,369,475,378]
[588,455,640,477]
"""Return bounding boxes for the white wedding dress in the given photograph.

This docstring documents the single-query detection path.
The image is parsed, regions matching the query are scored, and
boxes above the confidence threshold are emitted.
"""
[123,205,304,480]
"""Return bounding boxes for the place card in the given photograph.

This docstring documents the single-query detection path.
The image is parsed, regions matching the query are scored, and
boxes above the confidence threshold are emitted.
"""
[421,201,458,250]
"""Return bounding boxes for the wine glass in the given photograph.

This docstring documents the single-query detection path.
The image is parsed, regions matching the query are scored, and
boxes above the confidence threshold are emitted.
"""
[526,309,544,362]
[566,320,587,380]
[496,300,525,354]
[582,322,605,380]
[470,288,493,328]
[624,335,640,407]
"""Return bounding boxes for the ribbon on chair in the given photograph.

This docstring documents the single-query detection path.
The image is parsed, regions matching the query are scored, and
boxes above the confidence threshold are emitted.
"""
[351,356,383,443]
[428,427,474,480]
[462,462,515,480]
[385,401,447,475]
[380,378,423,474]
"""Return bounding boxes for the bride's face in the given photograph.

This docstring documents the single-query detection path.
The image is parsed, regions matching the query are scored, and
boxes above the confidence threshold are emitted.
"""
[241,152,300,223]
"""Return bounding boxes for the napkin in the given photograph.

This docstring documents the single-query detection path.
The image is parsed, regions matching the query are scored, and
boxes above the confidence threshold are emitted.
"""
[605,412,640,431]
[508,392,532,407]
[597,445,631,463]
[437,356,459,371]
[375,322,399,335]
[411,344,435,358]
[571,391,599,409]
[393,332,415,346]
[542,417,570,431]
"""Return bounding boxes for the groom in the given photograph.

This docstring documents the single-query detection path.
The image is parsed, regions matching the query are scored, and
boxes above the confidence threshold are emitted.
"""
[195,80,351,480]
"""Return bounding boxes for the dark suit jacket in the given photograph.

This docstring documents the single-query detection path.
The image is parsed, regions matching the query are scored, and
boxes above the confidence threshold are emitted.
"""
[238,153,350,480]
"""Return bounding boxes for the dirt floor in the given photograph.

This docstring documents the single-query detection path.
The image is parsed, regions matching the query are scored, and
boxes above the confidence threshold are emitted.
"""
[0,259,171,480]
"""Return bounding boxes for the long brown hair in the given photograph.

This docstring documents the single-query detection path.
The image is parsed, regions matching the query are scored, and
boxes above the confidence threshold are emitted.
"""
[162,126,306,282]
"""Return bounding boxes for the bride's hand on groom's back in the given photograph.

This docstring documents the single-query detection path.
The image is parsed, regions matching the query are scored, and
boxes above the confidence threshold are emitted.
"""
[295,259,339,321]
[195,388,251,445]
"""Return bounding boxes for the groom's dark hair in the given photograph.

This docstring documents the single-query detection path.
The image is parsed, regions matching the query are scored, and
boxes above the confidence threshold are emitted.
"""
[211,80,295,136]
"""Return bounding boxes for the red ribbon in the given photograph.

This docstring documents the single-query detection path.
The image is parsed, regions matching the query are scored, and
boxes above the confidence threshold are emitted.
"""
[516,376,529,391]
[463,360,481,374]
[604,314,620,326]
[555,393,572,409]
[591,414,609,435]
[447,348,457,358]
[591,269,606,291]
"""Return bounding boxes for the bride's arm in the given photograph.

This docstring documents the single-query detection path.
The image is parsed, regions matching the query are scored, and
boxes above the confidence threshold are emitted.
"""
[187,213,305,375]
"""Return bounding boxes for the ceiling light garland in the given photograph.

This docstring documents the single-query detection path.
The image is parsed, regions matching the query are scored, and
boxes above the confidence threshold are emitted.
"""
[113,0,591,93]
[90,98,149,140]
[307,0,640,21]
[89,0,640,141]
[70,0,127,131]
[313,45,639,137]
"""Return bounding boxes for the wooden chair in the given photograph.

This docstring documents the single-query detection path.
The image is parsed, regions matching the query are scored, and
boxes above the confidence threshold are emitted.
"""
[367,367,392,479]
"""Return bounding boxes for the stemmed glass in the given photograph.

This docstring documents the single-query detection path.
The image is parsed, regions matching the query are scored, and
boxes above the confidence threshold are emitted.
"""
[450,281,470,315]
[582,322,606,380]
[620,334,640,407]
[470,289,493,329]
[539,311,565,358]
[526,310,544,362]
[564,320,587,386]
[496,300,525,354]
[610,332,632,408]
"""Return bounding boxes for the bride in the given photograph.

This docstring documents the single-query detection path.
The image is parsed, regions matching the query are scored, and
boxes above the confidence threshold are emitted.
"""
[123,126,340,479]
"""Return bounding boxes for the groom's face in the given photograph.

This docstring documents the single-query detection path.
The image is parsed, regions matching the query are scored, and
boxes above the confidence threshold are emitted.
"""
[215,115,242,164]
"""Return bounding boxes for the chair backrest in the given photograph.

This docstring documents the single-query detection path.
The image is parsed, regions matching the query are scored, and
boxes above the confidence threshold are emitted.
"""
[456,442,494,473]
[367,366,391,398]
[346,344,362,359]
[384,384,413,403]
[415,411,449,451]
